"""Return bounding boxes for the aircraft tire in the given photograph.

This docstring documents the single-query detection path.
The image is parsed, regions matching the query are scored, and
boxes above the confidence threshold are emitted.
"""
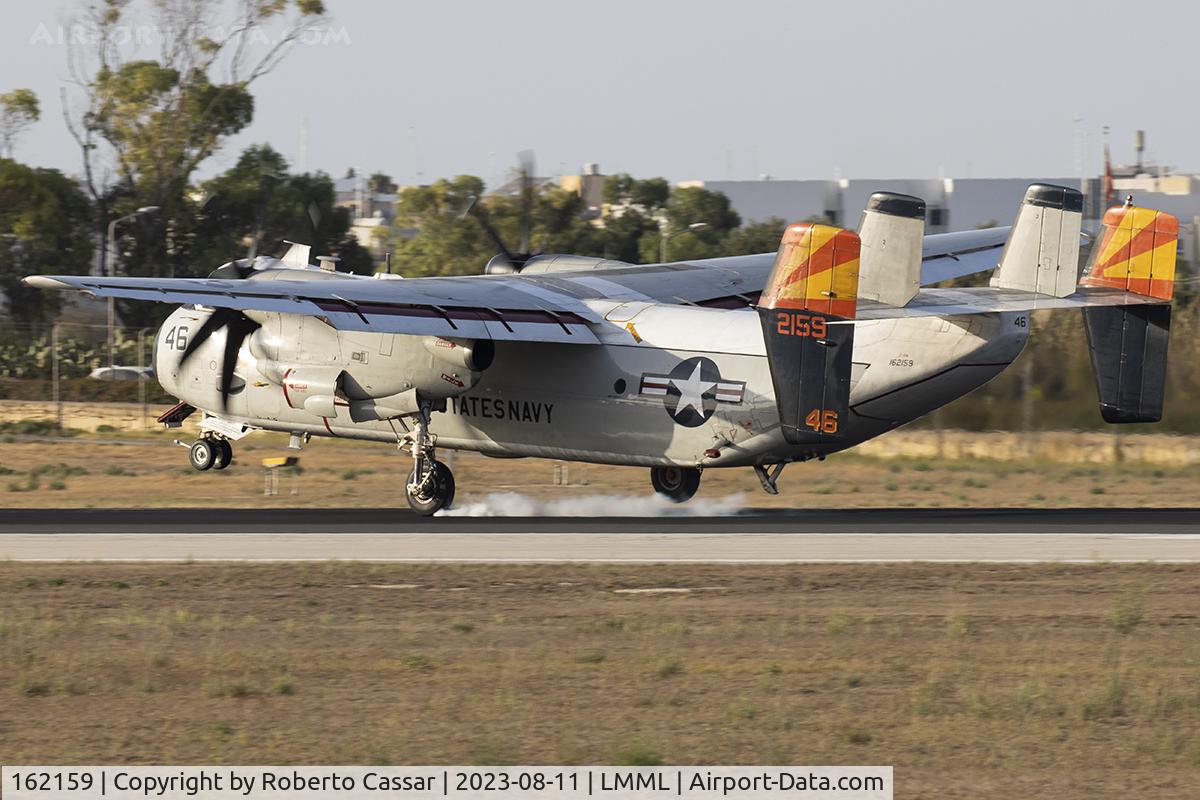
[650,466,701,503]
[212,439,233,470]
[407,460,455,516]
[188,439,217,471]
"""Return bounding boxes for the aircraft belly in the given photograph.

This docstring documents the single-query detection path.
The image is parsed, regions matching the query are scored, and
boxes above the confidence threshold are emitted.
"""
[849,312,1028,427]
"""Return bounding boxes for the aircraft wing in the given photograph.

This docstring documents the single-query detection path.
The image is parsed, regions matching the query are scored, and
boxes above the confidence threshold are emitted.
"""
[19,220,1090,341]
[24,272,607,344]
[575,226,1017,307]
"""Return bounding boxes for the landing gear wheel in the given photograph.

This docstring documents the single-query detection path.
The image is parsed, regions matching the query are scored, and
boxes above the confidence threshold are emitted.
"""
[188,439,217,471]
[651,466,701,503]
[212,439,233,470]
[406,459,455,516]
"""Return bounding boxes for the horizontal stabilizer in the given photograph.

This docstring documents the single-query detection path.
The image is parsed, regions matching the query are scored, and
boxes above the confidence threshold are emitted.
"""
[990,184,1083,298]
[857,192,925,307]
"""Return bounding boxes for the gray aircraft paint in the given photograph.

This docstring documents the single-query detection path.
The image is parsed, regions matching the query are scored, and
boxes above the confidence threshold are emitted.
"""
[155,302,1027,469]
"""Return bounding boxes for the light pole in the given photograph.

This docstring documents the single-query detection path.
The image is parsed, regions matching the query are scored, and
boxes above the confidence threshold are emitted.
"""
[659,221,708,263]
[106,206,159,370]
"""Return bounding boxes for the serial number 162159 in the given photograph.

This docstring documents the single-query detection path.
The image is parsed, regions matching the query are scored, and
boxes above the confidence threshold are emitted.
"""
[9,772,96,792]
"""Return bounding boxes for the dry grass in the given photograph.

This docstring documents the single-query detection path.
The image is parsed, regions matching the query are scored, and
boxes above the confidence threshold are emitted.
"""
[1,430,1199,509]
[1,563,1199,798]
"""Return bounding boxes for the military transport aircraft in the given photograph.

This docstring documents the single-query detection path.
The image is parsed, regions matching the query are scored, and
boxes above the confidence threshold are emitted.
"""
[25,183,1179,514]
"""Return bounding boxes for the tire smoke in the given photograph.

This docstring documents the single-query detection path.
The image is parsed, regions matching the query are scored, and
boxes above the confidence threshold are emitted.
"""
[437,492,749,517]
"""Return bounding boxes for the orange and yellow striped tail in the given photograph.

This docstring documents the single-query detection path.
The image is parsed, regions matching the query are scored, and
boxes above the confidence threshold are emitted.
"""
[1080,204,1178,301]
[759,222,861,319]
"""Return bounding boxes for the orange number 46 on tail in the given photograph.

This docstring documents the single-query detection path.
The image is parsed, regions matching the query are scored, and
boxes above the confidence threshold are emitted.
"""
[805,409,839,433]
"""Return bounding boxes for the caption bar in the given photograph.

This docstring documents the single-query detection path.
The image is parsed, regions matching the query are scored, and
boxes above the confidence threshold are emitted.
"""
[2,767,891,800]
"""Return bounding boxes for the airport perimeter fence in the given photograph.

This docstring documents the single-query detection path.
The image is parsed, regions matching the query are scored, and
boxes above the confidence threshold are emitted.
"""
[0,321,174,431]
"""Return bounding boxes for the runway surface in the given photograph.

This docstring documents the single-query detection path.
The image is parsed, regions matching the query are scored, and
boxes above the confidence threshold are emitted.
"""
[2,508,1200,562]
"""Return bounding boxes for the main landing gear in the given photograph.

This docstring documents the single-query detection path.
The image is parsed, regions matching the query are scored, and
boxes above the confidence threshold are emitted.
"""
[404,404,456,516]
[650,466,701,503]
[187,436,233,471]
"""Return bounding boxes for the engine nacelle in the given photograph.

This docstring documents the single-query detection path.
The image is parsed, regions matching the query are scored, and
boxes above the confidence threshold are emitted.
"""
[281,367,343,418]
[422,337,495,372]
[269,334,495,422]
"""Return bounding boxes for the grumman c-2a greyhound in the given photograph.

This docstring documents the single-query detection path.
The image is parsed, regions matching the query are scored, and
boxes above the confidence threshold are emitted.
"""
[26,184,1180,514]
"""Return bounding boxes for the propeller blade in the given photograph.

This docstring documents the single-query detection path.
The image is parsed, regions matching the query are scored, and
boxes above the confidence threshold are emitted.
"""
[179,308,230,366]
[200,193,242,263]
[463,196,516,263]
[178,307,261,410]
[517,149,535,255]
[218,313,261,410]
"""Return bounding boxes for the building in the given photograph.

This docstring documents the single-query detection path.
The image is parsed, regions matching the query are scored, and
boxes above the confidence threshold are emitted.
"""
[334,171,400,256]
[558,163,607,219]
[686,171,1200,265]
[687,177,1075,234]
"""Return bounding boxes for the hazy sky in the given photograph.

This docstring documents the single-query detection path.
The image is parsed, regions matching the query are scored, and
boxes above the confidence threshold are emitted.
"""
[3,0,1197,187]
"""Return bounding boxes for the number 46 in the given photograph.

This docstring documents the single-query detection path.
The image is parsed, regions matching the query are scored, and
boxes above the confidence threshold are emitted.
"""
[164,326,189,351]
[805,409,839,433]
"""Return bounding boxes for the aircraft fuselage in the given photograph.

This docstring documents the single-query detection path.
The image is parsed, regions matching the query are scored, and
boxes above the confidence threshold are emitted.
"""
[155,302,1028,468]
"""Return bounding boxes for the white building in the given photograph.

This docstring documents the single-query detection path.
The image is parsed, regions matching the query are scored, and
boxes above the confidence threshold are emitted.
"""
[686,174,1200,264]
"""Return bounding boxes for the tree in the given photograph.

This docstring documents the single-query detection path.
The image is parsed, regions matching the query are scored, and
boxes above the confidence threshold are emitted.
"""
[382,173,755,272]
[654,186,742,261]
[721,217,788,256]
[383,176,494,277]
[367,172,397,194]
[0,159,93,328]
[196,144,374,274]
[0,89,39,158]
[61,0,328,325]
[601,208,659,263]
[665,186,741,234]
[602,173,670,211]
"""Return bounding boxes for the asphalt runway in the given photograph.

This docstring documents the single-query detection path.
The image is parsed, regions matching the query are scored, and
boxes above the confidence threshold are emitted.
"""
[1,508,1200,562]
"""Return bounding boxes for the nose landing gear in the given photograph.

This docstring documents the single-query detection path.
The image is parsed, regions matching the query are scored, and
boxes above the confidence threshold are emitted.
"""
[186,437,233,471]
[650,466,701,503]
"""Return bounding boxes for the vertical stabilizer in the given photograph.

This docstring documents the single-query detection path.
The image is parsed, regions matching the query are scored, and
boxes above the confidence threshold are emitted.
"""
[1079,204,1177,300]
[1079,202,1179,423]
[857,192,925,306]
[990,184,1083,297]
[758,222,860,445]
[280,240,312,269]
